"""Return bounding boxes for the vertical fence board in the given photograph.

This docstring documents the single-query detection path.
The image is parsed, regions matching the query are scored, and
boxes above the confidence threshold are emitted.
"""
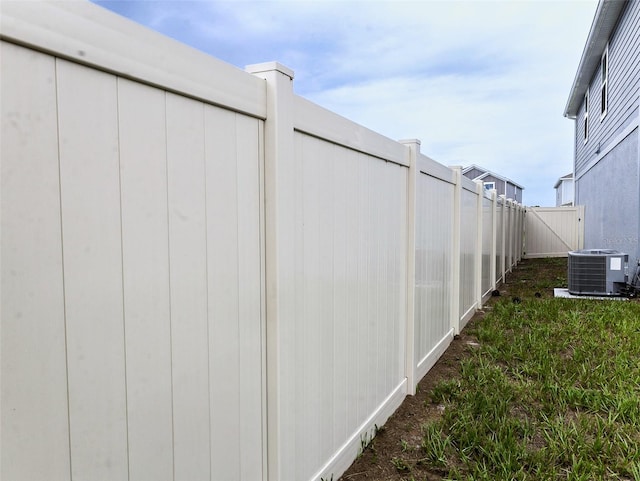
[118,79,174,481]
[234,113,265,480]
[317,141,335,466]
[57,59,128,481]
[166,93,210,481]
[205,106,241,480]
[356,152,370,429]
[344,147,361,437]
[0,42,71,481]
[299,133,325,477]
[332,143,350,449]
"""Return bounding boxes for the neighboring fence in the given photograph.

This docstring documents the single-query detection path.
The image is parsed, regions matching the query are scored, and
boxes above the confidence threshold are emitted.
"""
[0,3,524,481]
[524,206,585,258]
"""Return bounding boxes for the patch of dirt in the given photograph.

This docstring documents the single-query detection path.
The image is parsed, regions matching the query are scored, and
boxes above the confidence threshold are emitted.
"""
[338,258,571,481]
[338,313,483,481]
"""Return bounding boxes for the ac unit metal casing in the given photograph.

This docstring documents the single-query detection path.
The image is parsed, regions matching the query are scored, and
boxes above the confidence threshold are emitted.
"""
[568,249,628,296]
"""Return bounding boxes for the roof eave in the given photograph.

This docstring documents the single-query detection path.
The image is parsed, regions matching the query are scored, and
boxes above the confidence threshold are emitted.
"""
[563,0,627,118]
[554,174,573,188]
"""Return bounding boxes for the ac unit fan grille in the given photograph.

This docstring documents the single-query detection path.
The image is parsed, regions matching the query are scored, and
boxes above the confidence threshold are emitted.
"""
[568,256,606,293]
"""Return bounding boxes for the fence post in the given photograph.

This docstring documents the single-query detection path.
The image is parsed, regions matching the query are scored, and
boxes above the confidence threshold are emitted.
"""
[246,61,295,481]
[490,189,497,290]
[475,180,484,308]
[399,139,420,395]
[450,166,462,335]
[399,139,419,395]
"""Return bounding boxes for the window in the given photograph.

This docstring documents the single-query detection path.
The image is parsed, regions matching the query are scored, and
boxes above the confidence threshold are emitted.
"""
[483,182,495,190]
[601,44,608,118]
[583,90,589,142]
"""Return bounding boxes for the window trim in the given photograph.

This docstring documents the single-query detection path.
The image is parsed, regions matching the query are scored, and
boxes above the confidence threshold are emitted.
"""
[583,90,589,143]
[483,181,495,190]
[600,43,608,120]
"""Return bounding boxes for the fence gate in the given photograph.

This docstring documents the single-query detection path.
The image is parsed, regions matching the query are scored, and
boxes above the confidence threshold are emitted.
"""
[524,206,585,258]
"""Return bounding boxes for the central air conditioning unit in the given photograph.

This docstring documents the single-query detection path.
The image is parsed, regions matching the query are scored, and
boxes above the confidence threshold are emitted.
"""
[567,249,628,296]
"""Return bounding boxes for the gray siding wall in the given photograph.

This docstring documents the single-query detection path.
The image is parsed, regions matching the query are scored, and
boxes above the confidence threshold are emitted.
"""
[573,0,640,272]
[463,167,484,180]
[482,175,504,196]
[575,0,640,177]
[505,182,522,203]
[575,130,639,269]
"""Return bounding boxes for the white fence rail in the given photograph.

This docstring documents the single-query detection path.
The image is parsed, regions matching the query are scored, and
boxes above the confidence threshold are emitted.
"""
[0,3,525,481]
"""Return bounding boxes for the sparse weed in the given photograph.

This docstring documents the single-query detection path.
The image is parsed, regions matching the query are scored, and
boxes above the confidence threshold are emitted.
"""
[390,456,411,472]
[400,439,410,452]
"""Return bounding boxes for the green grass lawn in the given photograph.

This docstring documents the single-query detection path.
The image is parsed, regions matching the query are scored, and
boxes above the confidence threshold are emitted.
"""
[419,259,640,480]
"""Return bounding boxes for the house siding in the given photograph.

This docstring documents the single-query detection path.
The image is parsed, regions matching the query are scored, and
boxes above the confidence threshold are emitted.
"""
[575,130,639,268]
[463,167,485,180]
[573,0,640,271]
[576,0,640,178]
[462,167,523,203]
[505,182,521,203]
[481,175,504,196]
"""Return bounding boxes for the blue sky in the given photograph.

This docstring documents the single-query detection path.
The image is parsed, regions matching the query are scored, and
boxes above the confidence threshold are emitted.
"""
[93,0,598,206]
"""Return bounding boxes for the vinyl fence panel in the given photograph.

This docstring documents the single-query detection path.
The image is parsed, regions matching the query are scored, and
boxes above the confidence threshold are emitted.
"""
[482,193,494,297]
[506,201,514,271]
[496,197,505,283]
[1,12,266,479]
[460,182,479,324]
[414,157,455,383]
[273,105,409,481]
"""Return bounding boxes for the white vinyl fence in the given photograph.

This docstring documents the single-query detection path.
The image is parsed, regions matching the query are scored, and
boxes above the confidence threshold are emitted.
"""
[0,3,524,481]
[524,206,585,258]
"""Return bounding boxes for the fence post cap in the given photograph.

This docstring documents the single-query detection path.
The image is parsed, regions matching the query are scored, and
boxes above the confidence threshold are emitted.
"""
[245,62,294,79]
